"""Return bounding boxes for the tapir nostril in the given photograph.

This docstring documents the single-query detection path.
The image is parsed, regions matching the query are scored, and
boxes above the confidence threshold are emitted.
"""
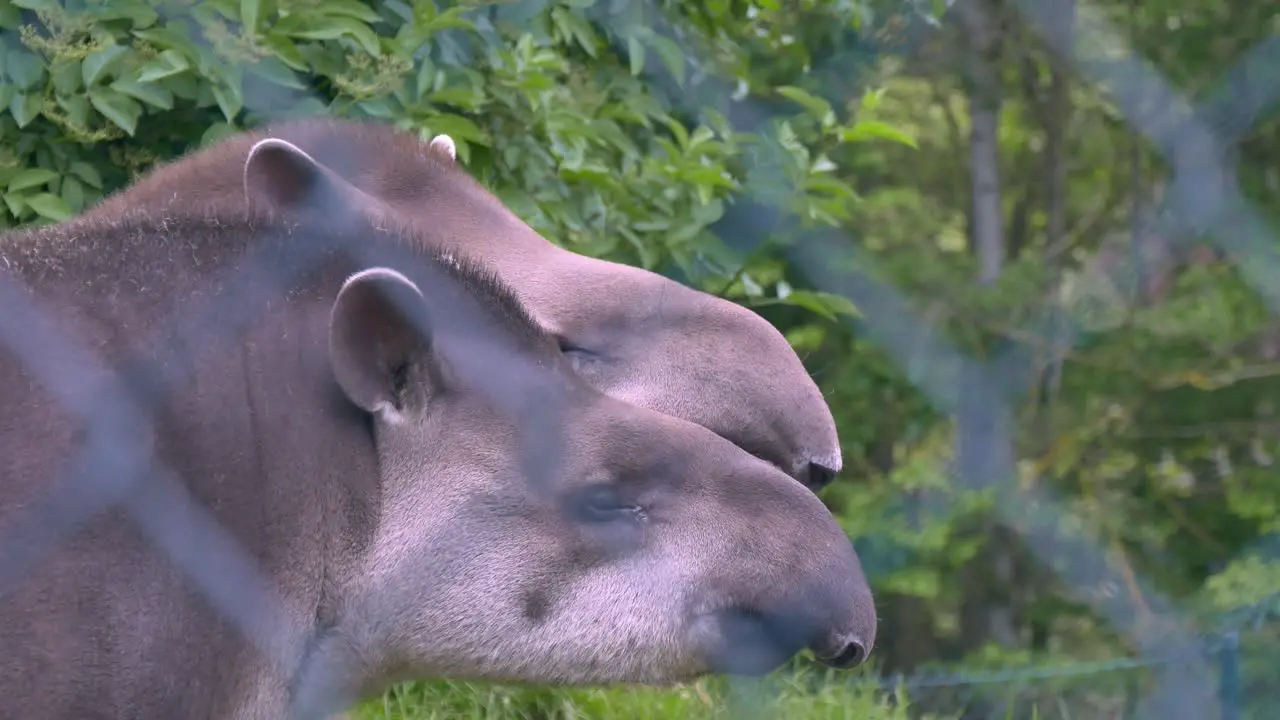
[816,636,869,670]
[805,462,839,492]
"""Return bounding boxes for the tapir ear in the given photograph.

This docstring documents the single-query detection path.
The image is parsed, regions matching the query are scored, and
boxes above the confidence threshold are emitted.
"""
[329,267,439,422]
[427,134,456,162]
[244,138,357,216]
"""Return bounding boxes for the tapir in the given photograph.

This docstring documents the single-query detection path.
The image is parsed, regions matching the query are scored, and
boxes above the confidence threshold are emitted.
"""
[81,118,845,492]
[0,138,877,719]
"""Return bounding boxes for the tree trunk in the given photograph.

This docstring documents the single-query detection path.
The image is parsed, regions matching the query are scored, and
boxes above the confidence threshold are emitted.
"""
[953,0,1019,655]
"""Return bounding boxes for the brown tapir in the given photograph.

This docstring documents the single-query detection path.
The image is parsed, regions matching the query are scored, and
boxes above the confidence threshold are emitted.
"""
[80,118,845,492]
[0,138,877,719]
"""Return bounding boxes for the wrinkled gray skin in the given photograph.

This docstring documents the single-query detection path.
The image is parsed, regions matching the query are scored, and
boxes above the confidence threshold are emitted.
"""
[0,139,876,719]
[83,119,844,492]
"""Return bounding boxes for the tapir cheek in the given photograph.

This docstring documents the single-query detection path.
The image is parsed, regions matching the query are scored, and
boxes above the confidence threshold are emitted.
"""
[520,588,555,624]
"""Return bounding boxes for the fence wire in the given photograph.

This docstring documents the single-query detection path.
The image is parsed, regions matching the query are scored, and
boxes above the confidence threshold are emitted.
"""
[0,0,1278,718]
[626,0,1274,714]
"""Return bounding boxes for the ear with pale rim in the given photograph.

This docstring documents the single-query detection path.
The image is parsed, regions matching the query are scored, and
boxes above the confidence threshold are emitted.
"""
[428,134,456,162]
[329,267,441,422]
[244,138,360,216]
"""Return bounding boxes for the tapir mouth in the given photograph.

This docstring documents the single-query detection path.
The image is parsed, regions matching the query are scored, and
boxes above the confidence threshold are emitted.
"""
[693,607,814,676]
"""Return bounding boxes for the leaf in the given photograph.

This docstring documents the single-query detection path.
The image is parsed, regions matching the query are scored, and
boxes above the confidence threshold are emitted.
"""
[633,219,671,232]
[426,112,488,144]
[414,57,436,98]
[0,0,21,27]
[7,168,57,193]
[203,0,241,22]
[678,164,735,189]
[416,5,474,34]
[200,122,240,147]
[60,175,85,213]
[627,35,645,77]
[8,0,54,12]
[246,56,306,90]
[81,45,129,87]
[749,290,860,321]
[685,125,715,150]
[56,93,90,129]
[96,2,159,27]
[811,154,839,174]
[88,88,142,135]
[656,115,690,150]
[6,48,44,90]
[284,16,382,56]
[549,7,597,58]
[791,290,861,319]
[3,192,26,216]
[643,33,685,87]
[784,324,827,355]
[879,567,941,599]
[859,87,885,112]
[211,79,244,123]
[840,119,918,148]
[280,97,329,118]
[49,60,82,95]
[136,49,191,83]
[319,0,382,22]
[616,225,655,270]
[69,161,103,190]
[111,78,175,110]
[240,0,263,32]
[9,91,41,128]
[25,192,72,222]
[424,87,479,109]
[359,97,396,118]
[776,85,834,123]
[263,33,308,70]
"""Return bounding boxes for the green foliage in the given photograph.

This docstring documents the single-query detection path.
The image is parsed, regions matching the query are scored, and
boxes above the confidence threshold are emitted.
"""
[357,670,937,720]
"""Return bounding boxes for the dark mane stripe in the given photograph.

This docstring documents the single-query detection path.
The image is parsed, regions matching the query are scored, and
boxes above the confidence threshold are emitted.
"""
[1,208,554,355]
[257,118,476,194]
[421,245,552,350]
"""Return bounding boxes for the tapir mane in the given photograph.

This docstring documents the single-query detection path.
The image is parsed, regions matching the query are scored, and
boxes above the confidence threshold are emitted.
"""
[0,208,554,359]
[258,117,482,199]
[400,238,555,353]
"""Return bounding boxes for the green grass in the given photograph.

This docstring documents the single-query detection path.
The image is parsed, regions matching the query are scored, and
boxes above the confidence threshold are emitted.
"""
[353,667,945,720]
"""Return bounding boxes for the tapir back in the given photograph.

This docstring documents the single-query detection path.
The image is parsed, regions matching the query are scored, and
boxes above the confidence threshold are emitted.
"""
[0,216,378,718]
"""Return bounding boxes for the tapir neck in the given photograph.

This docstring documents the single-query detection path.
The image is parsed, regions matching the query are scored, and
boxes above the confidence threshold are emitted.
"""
[420,189,675,337]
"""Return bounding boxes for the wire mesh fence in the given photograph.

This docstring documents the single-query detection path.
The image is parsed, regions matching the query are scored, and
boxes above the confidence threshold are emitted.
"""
[0,0,1277,718]
[861,603,1280,720]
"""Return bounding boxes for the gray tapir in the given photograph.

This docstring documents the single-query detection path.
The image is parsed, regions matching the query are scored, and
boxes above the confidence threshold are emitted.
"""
[82,119,844,492]
[0,138,877,719]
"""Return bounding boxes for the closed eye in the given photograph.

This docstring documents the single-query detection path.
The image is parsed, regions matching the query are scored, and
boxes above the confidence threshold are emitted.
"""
[555,335,591,355]
[555,336,602,372]
[567,484,643,524]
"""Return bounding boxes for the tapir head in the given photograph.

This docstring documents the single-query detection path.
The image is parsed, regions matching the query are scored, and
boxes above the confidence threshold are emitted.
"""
[323,256,876,691]
[243,140,876,707]
[246,120,845,493]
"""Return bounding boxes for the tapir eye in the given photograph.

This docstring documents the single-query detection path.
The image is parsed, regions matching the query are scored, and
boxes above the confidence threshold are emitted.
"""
[568,483,641,523]
[554,335,583,353]
[555,336,600,372]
